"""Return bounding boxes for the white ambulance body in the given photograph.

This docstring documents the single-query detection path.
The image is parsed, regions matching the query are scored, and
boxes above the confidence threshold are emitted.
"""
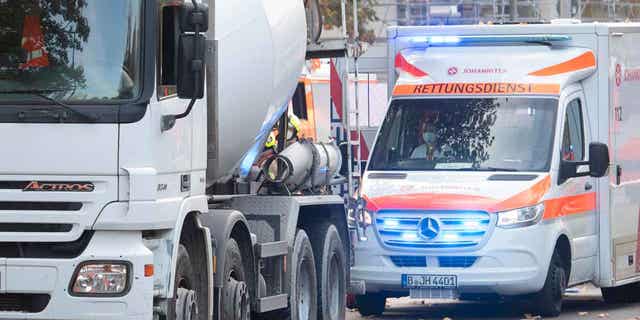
[351,22,640,317]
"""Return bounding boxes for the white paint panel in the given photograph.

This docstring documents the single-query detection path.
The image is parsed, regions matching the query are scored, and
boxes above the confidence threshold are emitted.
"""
[609,29,640,282]
[0,123,117,175]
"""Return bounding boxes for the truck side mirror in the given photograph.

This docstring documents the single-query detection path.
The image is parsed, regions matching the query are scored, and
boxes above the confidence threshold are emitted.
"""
[179,2,209,33]
[176,2,208,99]
[177,34,206,99]
[588,142,609,178]
[161,2,209,131]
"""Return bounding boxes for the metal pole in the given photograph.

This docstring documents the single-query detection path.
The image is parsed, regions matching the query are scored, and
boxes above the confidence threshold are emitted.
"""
[340,0,354,198]
[559,0,572,17]
[353,0,362,183]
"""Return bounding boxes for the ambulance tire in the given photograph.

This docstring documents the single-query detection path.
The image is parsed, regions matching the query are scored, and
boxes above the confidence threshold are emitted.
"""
[531,251,567,317]
[602,282,640,304]
[309,224,347,320]
[355,293,386,317]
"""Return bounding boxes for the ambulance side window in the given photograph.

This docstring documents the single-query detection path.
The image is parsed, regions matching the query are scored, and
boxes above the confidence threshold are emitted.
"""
[561,99,585,161]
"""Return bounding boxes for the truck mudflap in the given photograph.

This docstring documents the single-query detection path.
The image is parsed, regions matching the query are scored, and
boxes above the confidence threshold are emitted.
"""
[202,208,292,315]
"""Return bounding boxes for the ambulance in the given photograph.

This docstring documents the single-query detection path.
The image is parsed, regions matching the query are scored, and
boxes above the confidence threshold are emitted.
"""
[350,22,640,317]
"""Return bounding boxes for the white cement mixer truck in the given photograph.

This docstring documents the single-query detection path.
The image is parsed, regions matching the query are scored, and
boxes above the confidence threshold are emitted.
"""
[0,0,349,319]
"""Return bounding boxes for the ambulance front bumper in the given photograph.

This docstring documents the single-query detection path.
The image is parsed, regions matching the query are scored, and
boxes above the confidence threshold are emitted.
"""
[351,221,557,296]
[0,231,153,320]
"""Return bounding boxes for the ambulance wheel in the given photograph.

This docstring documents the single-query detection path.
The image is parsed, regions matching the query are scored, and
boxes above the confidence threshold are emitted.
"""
[291,229,318,320]
[531,251,566,317]
[602,282,640,303]
[355,293,386,317]
[309,224,346,320]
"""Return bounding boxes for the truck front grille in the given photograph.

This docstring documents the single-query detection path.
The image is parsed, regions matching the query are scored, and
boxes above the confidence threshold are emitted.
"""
[376,210,492,249]
[0,294,50,313]
[0,201,82,211]
[0,230,93,258]
[0,223,72,233]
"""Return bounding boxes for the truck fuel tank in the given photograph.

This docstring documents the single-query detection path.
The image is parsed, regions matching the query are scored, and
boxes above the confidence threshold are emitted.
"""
[263,141,343,192]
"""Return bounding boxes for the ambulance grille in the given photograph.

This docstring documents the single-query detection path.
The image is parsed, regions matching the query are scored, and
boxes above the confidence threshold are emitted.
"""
[389,256,427,267]
[438,256,478,268]
[375,210,492,249]
[388,256,478,268]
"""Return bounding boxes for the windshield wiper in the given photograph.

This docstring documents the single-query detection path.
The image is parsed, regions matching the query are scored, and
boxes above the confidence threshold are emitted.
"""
[475,166,520,172]
[0,89,97,122]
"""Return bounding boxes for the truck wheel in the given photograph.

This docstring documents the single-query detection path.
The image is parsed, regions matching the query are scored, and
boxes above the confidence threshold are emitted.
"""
[531,251,566,317]
[169,245,201,320]
[602,282,640,303]
[221,238,251,320]
[291,229,318,320]
[310,224,346,320]
[355,293,386,316]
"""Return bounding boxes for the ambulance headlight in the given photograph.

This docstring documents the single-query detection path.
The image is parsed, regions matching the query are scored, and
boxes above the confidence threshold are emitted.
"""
[71,262,130,296]
[497,203,544,228]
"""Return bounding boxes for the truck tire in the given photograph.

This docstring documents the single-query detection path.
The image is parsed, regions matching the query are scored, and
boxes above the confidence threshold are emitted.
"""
[291,229,318,320]
[531,251,566,317]
[355,293,386,316]
[221,238,251,320]
[309,224,346,320]
[168,245,202,320]
[602,282,640,303]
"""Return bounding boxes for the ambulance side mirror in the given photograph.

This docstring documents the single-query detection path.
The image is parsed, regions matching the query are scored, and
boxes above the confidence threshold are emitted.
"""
[558,142,609,183]
[588,142,609,178]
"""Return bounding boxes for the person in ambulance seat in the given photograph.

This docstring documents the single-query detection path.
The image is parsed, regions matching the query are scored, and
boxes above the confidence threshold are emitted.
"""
[562,126,576,161]
[410,111,443,160]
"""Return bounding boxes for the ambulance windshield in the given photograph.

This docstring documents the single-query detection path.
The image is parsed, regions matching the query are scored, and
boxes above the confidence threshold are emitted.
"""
[0,0,143,102]
[368,97,558,172]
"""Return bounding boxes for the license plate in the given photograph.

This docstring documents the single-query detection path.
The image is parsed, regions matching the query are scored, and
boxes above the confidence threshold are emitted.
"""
[402,274,457,289]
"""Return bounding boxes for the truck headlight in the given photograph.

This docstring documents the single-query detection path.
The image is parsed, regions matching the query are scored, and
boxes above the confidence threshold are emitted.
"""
[71,262,130,296]
[497,203,544,228]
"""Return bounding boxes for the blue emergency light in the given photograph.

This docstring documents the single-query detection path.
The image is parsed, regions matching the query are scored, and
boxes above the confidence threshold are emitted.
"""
[407,34,572,46]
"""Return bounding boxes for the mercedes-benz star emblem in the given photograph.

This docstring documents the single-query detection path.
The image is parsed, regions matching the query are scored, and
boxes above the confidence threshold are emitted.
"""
[419,217,440,240]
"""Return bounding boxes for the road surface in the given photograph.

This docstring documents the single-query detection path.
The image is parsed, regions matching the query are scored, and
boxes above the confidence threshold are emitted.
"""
[347,286,640,320]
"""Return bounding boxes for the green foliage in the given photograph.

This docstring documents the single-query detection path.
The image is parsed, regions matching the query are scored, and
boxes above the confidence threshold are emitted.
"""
[319,0,379,43]
[0,0,90,90]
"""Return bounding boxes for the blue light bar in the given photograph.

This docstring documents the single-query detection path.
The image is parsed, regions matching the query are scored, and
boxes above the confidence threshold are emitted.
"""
[407,34,571,46]
[383,219,400,228]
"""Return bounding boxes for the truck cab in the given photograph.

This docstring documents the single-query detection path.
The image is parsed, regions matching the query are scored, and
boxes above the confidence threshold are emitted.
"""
[0,1,349,320]
[352,23,640,317]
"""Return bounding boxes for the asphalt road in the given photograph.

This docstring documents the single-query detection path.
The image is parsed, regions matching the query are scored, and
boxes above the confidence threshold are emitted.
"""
[347,287,640,320]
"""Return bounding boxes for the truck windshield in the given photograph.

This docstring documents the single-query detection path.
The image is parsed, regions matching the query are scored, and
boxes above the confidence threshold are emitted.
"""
[0,0,143,103]
[368,97,558,172]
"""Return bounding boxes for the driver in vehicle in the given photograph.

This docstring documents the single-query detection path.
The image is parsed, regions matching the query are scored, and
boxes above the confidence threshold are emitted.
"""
[410,112,442,160]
